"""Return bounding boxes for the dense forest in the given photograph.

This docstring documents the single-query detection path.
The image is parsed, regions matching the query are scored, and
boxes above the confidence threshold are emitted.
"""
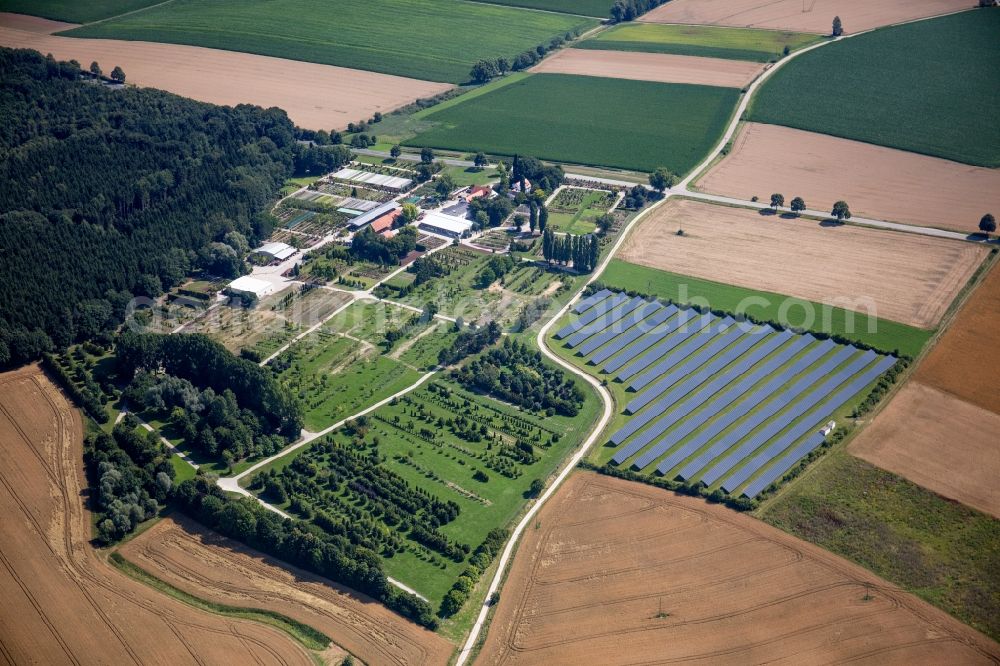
[0,48,301,368]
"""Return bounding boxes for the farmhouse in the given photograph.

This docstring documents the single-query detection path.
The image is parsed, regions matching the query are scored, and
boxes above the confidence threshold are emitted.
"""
[226,275,280,300]
[418,211,473,239]
[348,202,400,230]
[253,241,296,262]
[370,209,400,236]
[464,185,492,202]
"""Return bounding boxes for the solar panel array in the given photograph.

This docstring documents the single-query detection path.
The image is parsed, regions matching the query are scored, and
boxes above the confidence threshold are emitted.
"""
[559,289,897,499]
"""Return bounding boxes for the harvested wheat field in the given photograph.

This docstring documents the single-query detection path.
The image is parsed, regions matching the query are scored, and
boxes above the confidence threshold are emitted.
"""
[849,381,1000,519]
[640,0,970,34]
[120,515,454,666]
[532,49,764,88]
[696,123,1000,233]
[0,14,451,129]
[0,366,315,665]
[479,472,999,665]
[619,198,985,329]
[917,262,1000,414]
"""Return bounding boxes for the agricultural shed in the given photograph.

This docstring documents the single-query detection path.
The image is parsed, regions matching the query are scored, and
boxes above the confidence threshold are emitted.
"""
[418,211,473,238]
[254,241,296,261]
[227,275,279,299]
[349,202,400,229]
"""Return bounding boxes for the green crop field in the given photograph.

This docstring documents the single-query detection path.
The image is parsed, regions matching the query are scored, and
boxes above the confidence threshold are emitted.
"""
[0,0,161,23]
[406,73,739,173]
[598,260,931,357]
[761,449,1000,641]
[463,0,610,17]
[749,9,1000,167]
[61,0,597,83]
[577,23,822,61]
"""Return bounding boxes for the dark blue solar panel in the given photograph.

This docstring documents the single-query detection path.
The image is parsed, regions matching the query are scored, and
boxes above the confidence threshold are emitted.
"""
[574,288,612,314]
[635,330,793,472]
[674,336,826,480]
[565,296,646,348]
[577,302,664,358]
[703,347,870,487]
[609,326,775,456]
[628,318,739,398]
[603,308,694,374]
[614,311,715,381]
[555,293,628,339]
[626,329,786,470]
[741,433,825,498]
[697,343,856,486]
[732,354,896,497]
[587,305,676,365]
[623,316,731,389]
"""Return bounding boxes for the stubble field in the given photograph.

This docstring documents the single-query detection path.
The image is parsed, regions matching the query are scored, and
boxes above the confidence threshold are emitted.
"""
[120,515,454,666]
[848,381,1000,519]
[479,472,999,664]
[0,366,314,664]
[532,49,764,88]
[696,123,1000,233]
[617,198,985,329]
[0,14,452,130]
[639,0,971,34]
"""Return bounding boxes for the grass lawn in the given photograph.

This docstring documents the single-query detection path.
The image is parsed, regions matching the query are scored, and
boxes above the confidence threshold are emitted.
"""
[61,0,597,83]
[760,449,1000,641]
[577,23,822,61]
[169,456,197,483]
[749,9,1000,167]
[597,260,931,357]
[462,0,610,17]
[442,165,500,187]
[0,0,161,22]
[405,73,739,174]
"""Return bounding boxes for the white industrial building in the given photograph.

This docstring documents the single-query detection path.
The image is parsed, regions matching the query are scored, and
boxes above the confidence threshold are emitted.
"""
[254,241,296,262]
[227,275,280,300]
[418,211,473,239]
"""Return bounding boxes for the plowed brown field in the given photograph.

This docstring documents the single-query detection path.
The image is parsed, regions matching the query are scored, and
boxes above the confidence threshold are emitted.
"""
[0,366,314,664]
[916,261,1000,413]
[696,123,1000,233]
[531,49,764,88]
[640,0,970,34]
[0,13,452,130]
[479,472,1000,664]
[849,381,1000,519]
[618,198,986,329]
[120,515,454,666]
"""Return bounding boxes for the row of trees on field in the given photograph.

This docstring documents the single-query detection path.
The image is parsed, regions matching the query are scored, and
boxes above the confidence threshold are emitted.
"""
[542,229,600,273]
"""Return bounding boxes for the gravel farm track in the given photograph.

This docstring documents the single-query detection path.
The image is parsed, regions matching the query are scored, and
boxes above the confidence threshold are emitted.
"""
[695,123,1000,234]
[478,472,1000,665]
[120,515,453,666]
[0,366,317,665]
[639,0,972,33]
[618,198,988,330]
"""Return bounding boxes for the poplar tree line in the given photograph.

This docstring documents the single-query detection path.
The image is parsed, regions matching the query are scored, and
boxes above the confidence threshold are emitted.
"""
[542,229,600,273]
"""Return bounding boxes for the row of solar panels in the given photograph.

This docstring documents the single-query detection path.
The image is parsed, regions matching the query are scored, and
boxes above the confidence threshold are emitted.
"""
[559,290,896,498]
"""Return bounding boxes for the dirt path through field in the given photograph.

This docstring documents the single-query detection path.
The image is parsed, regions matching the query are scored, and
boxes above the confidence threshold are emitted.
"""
[849,381,1000,519]
[478,472,1000,664]
[696,123,1000,233]
[120,516,454,666]
[618,198,986,329]
[0,13,452,130]
[640,0,972,33]
[532,48,764,88]
[0,366,315,664]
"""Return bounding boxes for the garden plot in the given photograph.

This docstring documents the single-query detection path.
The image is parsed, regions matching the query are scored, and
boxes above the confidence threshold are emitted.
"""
[553,290,899,498]
[547,187,617,234]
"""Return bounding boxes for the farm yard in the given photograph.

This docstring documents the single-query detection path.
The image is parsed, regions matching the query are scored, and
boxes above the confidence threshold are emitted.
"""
[638,0,972,34]
[531,49,764,89]
[848,382,1000,519]
[0,14,451,130]
[478,472,1000,664]
[0,366,319,664]
[696,123,1000,233]
[407,74,740,174]
[577,22,821,61]
[598,260,931,357]
[244,376,599,607]
[618,199,987,329]
[60,0,597,83]
[551,290,899,499]
[749,9,1000,166]
[120,515,453,666]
